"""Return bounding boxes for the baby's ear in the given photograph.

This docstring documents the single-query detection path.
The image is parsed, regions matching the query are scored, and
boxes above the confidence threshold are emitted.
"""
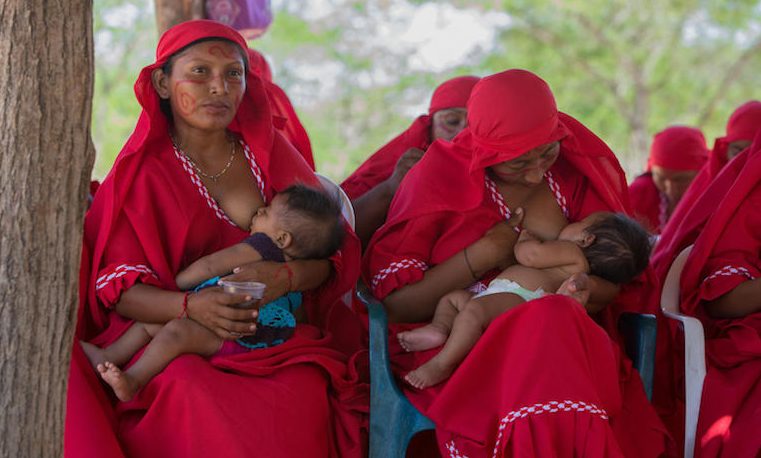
[275,230,293,249]
[580,233,596,248]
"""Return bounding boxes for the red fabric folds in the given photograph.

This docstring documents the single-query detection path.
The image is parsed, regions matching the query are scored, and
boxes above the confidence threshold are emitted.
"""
[340,75,480,200]
[628,173,664,234]
[651,132,761,457]
[363,69,670,457]
[66,20,366,458]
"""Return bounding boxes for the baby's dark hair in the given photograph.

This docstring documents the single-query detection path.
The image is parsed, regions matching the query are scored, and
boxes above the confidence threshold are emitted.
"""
[278,184,345,260]
[582,213,651,284]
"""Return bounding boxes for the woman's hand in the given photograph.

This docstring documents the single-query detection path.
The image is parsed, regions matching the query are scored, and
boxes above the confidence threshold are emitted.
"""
[469,209,524,273]
[222,261,293,304]
[187,287,258,340]
[387,147,425,191]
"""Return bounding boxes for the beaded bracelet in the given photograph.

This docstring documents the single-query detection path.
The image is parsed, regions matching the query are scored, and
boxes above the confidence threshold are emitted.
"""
[178,292,191,319]
[463,247,478,282]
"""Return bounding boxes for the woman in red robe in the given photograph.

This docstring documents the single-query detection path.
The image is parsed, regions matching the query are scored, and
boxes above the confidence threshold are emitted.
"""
[363,69,671,457]
[651,131,761,457]
[628,126,708,234]
[341,75,480,248]
[65,20,366,458]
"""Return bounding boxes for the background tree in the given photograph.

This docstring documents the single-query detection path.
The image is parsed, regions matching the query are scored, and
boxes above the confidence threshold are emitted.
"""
[91,0,761,180]
[0,1,95,457]
[154,0,205,34]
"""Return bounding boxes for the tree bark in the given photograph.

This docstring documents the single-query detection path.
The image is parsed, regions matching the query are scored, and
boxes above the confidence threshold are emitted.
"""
[0,2,95,457]
[154,0,206,35]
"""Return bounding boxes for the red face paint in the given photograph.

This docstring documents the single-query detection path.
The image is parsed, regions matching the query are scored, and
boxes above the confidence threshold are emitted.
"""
[208,44,236,59]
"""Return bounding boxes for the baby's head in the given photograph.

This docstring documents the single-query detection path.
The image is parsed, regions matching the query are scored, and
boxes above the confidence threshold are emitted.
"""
[250,184,345,259]
[558,212,651,284]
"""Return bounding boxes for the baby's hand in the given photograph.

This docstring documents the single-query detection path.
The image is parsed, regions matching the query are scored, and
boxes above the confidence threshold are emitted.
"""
[507,207,524,230]
[517,229,539,243]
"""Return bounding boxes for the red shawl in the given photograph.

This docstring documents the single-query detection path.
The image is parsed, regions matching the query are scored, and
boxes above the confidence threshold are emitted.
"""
[629,126,708,234]
[363,69,669,457]
[66,20,366,458]
[340,75,480,200]
[651,131,761,457]
[247,48,315,170]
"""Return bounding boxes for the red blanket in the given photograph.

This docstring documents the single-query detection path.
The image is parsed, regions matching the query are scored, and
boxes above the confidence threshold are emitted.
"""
[340,75,479,200]
[363,70,670,457]
[66,20,367,458]
[651,131,761,457]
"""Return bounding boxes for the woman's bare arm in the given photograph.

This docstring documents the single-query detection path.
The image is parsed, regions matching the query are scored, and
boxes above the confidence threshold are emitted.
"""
[704,278,761,318]
[384,221,520,323]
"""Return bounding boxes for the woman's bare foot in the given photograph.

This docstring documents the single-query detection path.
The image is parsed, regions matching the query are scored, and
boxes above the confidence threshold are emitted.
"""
[397,324,448,352]
[81,341,108,369]
[404,358,454,390]
[97,362,140,402]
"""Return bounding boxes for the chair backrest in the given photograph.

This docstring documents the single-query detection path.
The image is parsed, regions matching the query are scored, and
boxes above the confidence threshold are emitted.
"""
[617,313,657,401]
[661,245,693,315]
[316,173,356,230]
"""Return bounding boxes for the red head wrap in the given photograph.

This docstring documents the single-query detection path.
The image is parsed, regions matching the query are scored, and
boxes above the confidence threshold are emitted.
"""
[428,75,480,115]
[725,100,761,142]
[648,125,708,171]
[247,48,273,83]
[466,69,569,172]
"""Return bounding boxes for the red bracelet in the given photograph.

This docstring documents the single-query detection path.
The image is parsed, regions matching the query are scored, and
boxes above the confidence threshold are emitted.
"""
[277,263,294,292]
[178,292,191,319]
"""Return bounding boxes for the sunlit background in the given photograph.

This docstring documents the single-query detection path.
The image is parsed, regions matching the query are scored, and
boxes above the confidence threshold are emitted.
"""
[93,0,761,182]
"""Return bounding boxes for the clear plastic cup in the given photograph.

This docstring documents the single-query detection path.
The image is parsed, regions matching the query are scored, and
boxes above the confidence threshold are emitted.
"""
[217,280,266,308]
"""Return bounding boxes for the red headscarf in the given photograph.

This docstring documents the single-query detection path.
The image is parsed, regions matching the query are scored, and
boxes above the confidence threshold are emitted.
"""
[427,75,480,114]
[247,48,316,170]
[340,75,480,200]
[647,125,708,171]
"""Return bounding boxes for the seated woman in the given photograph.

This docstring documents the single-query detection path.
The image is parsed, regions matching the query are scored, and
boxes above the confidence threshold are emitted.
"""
[341,75,480,248]
[628,126,708,234]
[65,20,366,458]
[651,132,761,457]
[247,48,316,170]
[363,69,671,457]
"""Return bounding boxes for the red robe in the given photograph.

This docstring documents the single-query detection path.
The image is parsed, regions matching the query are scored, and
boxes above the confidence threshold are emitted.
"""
[651,131,761,457]
[628,126,707,234]
[363,70,671,457]
[340,75,480,200]
[65,21,367,458]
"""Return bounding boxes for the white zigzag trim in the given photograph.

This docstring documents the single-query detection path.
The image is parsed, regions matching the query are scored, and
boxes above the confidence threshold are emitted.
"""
[240,141,267,204]
[173,140,268,228]
[371,258,429,289]
[491,400,608,457]
[704,265,755,283]
[485,176,512,221]
[95,264,157,291]
[545,171,569,218]
[658,191,669,231]
[446,440,470,458]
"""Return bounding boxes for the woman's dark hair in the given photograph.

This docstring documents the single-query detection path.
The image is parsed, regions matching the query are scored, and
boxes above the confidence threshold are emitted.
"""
[158,37,248,120]
[582,213,651,284]
[278,184,345,260]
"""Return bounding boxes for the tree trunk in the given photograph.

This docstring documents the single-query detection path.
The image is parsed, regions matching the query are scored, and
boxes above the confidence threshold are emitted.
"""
[0,2,95,457]
[154,0,206,35]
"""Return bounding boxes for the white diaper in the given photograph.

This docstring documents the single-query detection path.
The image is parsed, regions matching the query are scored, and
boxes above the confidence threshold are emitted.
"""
[473,278,546,302]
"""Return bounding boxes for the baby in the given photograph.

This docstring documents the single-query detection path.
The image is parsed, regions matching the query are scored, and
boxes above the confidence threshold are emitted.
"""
[398,210,651,389]
[82,184,345,401]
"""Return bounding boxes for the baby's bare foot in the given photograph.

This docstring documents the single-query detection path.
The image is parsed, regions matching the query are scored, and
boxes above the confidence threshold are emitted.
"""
[404,359,454,390]
[397,324,448,352]
[97,362,140,402]
[81,341,108,369]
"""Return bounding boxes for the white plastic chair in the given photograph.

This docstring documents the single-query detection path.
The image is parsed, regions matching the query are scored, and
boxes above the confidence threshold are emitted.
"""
[316,173,356,308]
[660,245,706,458]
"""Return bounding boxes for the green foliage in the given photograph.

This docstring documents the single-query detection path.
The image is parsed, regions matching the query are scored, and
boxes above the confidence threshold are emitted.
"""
[92,0,761,183]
